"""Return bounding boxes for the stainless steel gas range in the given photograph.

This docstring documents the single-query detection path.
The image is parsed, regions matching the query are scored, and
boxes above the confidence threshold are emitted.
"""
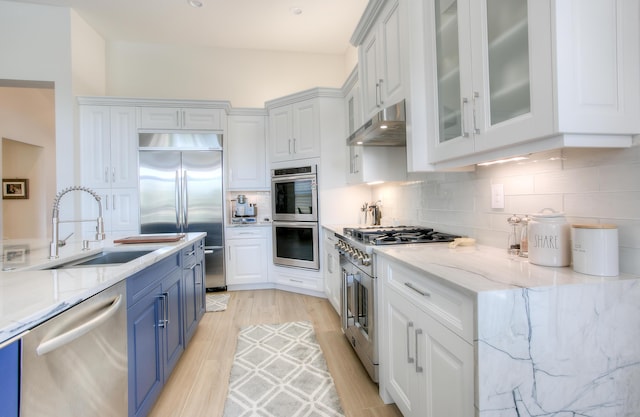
[335,226,459,382]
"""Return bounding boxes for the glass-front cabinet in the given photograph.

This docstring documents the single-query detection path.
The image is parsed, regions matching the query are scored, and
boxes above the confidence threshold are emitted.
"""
[426,0,553,163]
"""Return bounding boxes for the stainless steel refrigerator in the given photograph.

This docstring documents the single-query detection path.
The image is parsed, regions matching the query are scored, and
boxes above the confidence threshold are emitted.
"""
[138,132,225,290]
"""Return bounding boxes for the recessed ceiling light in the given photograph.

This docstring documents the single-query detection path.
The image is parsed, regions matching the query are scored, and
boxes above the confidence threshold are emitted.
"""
[188,0,204,8]
[290,7,303,15]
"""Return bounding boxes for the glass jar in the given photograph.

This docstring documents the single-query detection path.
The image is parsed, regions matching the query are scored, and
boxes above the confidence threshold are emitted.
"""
[519,215,530,258]
[507,214,522,256]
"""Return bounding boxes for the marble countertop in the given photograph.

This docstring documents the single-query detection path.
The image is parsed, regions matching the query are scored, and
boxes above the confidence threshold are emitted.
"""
[0,232,205,346]
[322,224,637,294]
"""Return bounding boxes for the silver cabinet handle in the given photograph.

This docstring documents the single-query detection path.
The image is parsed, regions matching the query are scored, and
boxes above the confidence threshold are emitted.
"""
[407,321,415,364]
[36,294,123,356]
[163,292,170,325]
[292,138,297,154]
[157,294,166,328]
[288,139,292,155]
[378,78,384,106]
[104,167,109,184]
[415,328,423,373]
[112,167,116,183]
[105,194,109,211]
[473,91,480,134]
[461,97,470,138]
[112,194,116,211]
[404,282,431,297]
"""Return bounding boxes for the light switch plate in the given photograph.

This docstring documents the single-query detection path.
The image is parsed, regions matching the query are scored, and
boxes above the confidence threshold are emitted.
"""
[491,184,504,209]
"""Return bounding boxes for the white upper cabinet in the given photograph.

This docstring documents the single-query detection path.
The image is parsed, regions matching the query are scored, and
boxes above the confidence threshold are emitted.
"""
[268,99,320,163]
[412,0,640,168]
[79,105,138,190]
[227,112,268,190]
[139,107,224,130]
[358,0,407,119]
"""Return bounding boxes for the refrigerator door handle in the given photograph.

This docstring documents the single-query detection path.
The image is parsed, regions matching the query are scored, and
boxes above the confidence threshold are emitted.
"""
[175,170,181,229]
[183,170,189,229]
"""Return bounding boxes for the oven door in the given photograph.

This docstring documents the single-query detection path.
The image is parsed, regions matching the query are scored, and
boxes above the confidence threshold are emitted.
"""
[271,173,318,222]
[272,221,319,270]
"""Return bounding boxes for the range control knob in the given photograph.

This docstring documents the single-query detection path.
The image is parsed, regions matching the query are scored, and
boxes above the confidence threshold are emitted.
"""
[361,253,371,266]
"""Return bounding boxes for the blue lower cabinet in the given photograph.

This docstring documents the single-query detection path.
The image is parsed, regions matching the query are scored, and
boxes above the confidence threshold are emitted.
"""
[127,242,205,417]
[127,257,184,417]
[0,339,20,417]
[183,239,206,344]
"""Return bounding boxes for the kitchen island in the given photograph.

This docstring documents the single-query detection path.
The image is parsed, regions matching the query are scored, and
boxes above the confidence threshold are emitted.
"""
[373,243,640,417]
[0,232,205,345]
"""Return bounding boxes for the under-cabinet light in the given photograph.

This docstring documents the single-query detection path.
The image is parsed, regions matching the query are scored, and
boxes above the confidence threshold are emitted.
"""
[477,156,529,166]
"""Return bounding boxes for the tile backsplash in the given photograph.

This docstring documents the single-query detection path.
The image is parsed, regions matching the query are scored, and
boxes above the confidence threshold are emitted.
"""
[371,142,640,275]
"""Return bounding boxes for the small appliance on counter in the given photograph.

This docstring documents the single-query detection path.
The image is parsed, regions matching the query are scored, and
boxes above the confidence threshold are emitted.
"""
[231,194,257,224]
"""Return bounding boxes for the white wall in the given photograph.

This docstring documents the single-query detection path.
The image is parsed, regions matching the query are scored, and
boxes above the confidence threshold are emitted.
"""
[0,1,75,189]
[370,143,640,275]
[107,41,351,107]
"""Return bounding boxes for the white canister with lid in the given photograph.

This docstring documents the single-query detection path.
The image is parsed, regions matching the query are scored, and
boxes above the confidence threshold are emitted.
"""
[571,224,619,276]
[528,209,571,267]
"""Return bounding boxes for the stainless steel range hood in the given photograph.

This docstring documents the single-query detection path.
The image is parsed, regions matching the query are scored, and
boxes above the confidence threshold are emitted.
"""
[347,100,406,146]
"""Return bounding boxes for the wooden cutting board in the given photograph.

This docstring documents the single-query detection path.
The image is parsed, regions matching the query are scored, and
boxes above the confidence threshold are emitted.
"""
[114,234,186,244]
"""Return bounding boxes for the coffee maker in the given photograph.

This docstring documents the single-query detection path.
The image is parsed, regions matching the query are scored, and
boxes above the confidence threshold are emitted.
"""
[232,195,257,224]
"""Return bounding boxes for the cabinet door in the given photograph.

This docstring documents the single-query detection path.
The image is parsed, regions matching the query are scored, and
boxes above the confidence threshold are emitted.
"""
[426,0,475,162]
[361,31,381,117]
[227,115,268,189]
[472,0,553,152]
[420,312,474,417]
[183,267,198,343]
[127,283,163,417]
[182,108,223,130]
[378,0,404,108]
[162,268,184,381]
[81,188,139,237]
[108,188,139,233]
[322,232,341,313]
[109,106,139,188]
[227,238,268,285]
[269,105,294,162]
[0,339,20,417]
[291,100,320,159]
[384,287,422,417]
[80,105,111,189]
[139,107,181,129]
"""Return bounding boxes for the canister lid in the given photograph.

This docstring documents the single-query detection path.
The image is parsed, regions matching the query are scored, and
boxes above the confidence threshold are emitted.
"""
[531,208,565,218]
[572,223,617,229]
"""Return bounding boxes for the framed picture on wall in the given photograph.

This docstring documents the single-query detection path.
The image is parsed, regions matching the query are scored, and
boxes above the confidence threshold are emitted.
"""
[2,179,29,199]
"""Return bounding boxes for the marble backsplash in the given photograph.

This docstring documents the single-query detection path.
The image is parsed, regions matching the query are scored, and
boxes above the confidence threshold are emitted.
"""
[370,142,640,275]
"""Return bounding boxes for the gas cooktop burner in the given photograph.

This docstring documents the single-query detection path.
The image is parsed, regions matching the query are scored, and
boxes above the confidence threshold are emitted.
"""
[343,226,459,245]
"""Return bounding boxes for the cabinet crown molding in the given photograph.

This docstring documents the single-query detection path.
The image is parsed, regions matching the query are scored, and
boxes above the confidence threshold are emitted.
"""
[350,0,387,46]
[77,96,232,112]
[264,87,342,109]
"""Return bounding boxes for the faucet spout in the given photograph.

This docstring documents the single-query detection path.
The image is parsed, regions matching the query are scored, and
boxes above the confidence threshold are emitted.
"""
[50,186,105,259]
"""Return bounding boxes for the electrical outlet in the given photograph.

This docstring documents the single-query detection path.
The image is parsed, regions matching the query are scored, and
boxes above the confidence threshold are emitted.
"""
[491,184,504,209]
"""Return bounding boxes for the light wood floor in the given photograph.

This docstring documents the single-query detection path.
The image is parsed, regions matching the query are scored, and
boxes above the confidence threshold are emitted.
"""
[148,289,403,417]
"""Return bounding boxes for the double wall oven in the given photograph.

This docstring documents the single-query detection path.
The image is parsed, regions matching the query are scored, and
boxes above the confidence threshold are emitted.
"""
[336,226,459,382]
[271,166,319,270]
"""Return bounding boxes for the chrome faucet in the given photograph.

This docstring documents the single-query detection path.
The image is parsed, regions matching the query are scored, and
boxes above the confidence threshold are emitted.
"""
[50,186,106,259]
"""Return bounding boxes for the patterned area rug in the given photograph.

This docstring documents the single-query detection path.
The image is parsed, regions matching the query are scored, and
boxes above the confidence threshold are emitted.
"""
[223,321,345,417]
[206,293,230,312]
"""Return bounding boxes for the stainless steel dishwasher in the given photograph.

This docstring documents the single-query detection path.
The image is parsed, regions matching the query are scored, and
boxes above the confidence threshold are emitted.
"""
[21,280,127,417]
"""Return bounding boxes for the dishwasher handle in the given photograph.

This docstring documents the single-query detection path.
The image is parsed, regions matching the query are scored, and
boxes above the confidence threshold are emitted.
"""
[36,294,123,356]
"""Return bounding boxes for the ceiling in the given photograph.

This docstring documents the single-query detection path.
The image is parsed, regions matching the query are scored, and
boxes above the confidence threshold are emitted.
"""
[14,0,369,55]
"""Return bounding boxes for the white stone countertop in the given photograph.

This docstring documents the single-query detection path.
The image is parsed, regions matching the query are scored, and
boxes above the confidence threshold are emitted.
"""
[322,224,638,294]
[0,232,205,346]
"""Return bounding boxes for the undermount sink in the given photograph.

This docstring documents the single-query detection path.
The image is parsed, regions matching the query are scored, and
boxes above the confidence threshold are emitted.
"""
[44,250,154,270]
